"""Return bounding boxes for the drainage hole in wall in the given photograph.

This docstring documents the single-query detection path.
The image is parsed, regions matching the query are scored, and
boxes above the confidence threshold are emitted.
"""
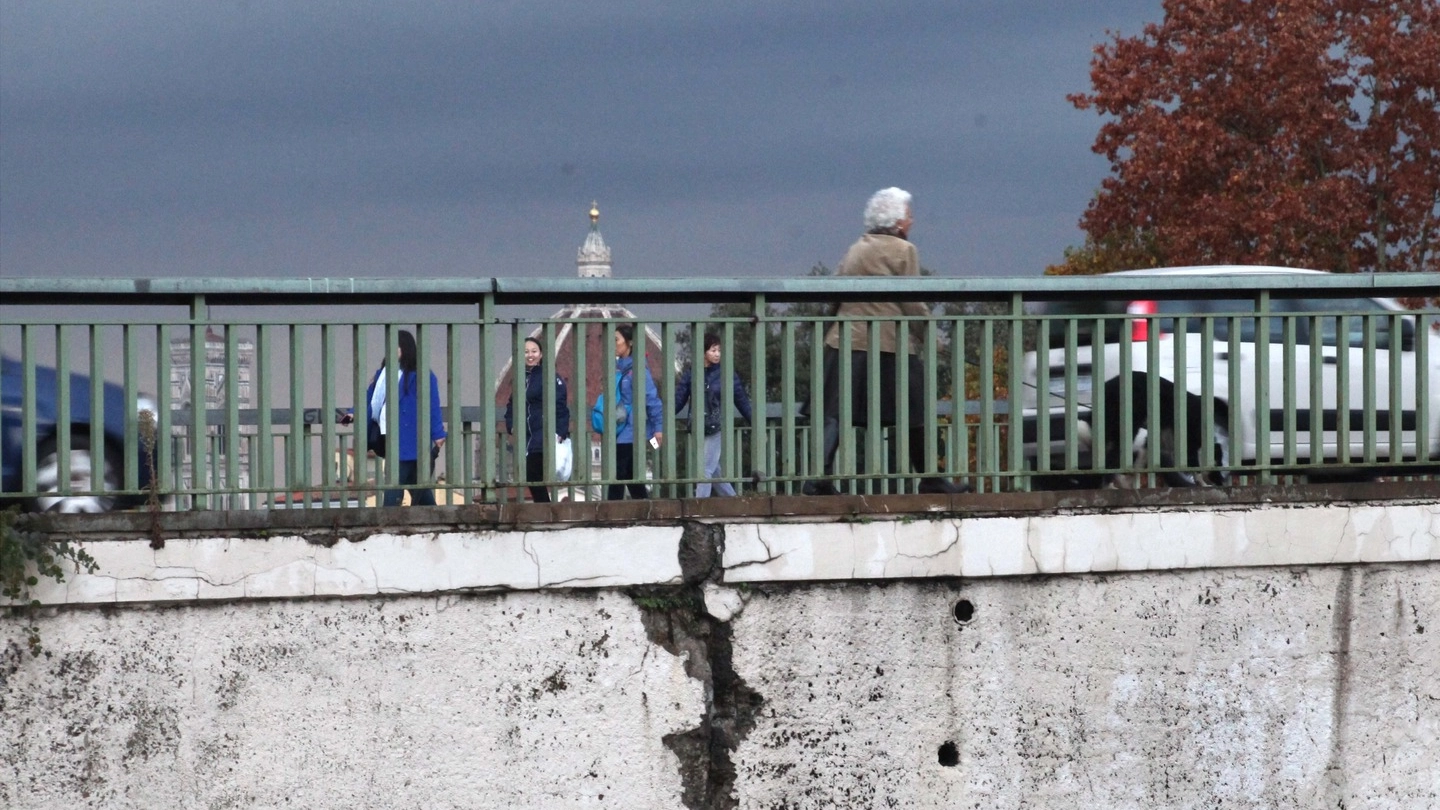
[938,741,960,766]
[952,599,975,624]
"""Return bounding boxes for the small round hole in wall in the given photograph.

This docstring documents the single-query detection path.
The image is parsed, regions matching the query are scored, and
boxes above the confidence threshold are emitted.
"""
[952,599,975,624]
[938,741,960,766]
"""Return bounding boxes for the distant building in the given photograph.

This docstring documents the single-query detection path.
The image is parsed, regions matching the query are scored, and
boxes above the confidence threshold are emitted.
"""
[170,328,255,502]
[493,204,671,497]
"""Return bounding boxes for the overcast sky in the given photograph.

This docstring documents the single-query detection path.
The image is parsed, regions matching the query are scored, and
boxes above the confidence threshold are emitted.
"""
[0,0,1163,283]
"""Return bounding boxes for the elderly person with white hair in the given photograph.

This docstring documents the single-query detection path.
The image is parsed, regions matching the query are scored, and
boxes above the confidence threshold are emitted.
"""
[804,187,966,496]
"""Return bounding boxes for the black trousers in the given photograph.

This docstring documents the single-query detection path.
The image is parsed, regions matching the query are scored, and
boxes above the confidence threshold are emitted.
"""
[817,347,940,491]
[606,442,650,500]
[524,451,551,503]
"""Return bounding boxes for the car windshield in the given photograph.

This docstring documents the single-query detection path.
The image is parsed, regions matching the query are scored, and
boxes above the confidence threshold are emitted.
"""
[1037,295,1408,349]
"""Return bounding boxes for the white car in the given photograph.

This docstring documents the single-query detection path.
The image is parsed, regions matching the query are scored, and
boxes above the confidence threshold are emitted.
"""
[1021,266,1440,485]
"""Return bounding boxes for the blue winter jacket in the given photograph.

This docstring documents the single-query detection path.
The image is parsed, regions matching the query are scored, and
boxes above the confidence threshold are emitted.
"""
[600,355,664,444]
[674,363,753,435]
[505,365,571,455]
[366,368,446,462]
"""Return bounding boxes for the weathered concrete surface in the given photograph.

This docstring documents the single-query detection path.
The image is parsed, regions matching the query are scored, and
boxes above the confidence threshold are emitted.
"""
[728,565,1439,809]
[2,592,703,810]
[21,525,684,606]
[4,499,1439,809]
[724,502,1440,582]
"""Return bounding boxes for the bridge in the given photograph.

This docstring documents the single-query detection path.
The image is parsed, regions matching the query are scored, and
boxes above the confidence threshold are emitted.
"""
[2,274,1438,808]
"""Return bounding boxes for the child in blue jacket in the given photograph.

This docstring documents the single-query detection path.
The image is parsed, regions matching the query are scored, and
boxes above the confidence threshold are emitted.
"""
[674,332,753,496]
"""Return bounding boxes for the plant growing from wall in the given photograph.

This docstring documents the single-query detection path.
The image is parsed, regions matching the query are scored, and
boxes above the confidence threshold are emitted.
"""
[0,507,97,657]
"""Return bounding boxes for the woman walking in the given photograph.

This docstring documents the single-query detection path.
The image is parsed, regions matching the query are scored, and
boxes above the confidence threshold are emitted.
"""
[594,325,663,500]
[674,332,752,497]
[367,329,446,506]
[504,336,571,503]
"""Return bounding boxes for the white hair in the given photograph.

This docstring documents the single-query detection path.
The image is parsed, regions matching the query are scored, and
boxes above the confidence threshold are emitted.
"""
[862,187,912,231]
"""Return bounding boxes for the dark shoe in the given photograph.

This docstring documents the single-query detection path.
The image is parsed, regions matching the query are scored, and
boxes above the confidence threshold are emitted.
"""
[802,480,839,496]
[917,477,968,495]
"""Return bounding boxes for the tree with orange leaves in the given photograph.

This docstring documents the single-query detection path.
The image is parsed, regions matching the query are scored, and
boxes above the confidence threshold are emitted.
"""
[1051,0,1440,278]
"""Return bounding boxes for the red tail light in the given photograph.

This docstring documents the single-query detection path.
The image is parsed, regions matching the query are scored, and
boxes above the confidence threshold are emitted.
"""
[1127,300,1167,341]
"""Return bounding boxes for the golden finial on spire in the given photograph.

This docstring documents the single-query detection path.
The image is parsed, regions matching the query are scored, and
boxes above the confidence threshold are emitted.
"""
[589,201,600,225]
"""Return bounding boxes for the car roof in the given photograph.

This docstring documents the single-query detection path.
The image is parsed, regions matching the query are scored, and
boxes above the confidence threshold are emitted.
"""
[1106,265,1330,278]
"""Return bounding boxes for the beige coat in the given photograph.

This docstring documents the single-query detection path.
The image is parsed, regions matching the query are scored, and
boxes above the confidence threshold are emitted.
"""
[824,233,930,354]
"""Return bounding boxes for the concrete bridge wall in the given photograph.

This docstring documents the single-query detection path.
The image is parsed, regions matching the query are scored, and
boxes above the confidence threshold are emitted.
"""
[3,497,1438,809]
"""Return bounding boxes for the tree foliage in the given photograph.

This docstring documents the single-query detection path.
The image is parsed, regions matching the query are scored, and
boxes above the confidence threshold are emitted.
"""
[1063,0,1440,275]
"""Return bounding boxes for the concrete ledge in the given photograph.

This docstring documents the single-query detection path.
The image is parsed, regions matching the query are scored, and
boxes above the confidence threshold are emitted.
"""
[23,524,685,607]
[12,484,1439,607]
[723,502,1440,582]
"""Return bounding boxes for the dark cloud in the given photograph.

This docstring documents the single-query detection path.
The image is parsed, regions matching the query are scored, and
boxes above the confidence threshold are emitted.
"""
[1,0,1162,280]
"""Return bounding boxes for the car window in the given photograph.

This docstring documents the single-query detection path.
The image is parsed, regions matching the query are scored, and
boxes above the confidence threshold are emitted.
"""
[1278,297,1400,349]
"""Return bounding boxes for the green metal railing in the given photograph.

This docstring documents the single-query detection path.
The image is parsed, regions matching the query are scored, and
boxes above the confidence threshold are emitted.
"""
[2,273,1436,511]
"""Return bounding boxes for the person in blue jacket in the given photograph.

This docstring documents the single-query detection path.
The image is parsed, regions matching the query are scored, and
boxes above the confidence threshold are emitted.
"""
[674,332,753,497]
[366,329,446,506]
[594,324,664,500]
[505,336,571,503]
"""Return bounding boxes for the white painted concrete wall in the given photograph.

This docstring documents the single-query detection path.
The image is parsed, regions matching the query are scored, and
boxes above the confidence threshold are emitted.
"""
[4,500,1438,809]
[728,567,1439,809]
[2,591,702,809]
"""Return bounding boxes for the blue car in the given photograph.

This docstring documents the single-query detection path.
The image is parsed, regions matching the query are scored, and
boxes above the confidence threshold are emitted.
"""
[1,356,156,512]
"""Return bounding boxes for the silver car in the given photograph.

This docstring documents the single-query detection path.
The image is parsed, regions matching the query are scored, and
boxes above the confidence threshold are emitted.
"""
[1021,266,1440,485]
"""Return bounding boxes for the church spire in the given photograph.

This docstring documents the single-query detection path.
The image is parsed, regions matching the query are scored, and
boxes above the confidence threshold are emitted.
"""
[578,201,612,278]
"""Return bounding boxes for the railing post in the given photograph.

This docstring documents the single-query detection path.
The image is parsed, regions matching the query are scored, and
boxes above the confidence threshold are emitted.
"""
[479,295,497,500]
[749,293,768,496]
[188,296,208,509]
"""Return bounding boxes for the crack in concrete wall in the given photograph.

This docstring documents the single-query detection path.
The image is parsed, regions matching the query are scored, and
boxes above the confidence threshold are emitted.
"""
[629,522,764,810]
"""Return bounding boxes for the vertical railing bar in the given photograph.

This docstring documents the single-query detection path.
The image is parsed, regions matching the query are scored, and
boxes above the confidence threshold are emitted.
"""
[950,313,967,487]
[1064,317,1080,473]
[781,319,797,494]
[319,325,336,509]
[837,319,853,492]
[1117,313,1134,483]
[923,317,939,482]
[382,324,400,491]
[352,325,369,506]
[1007,293,1024,490]
[1388,312,1403,464]
[1308,314,1324,475]
[1200,317,1216,469]
[1290,315,1301,466]
[156,324,173,507]
[1145,309,1161,484]
[1254,290,1272,484]
[571,316,588,502]
[750,293,768,496]
[601,320,617,495]
[1172,312,1189,481]
[866,320,883,495]
[54,326,71,500]
[254,321,270,504]
[979,320,995,491]
[895,314,911,493]
[123,324,139,497]
[479,297,497,501]
[90,323,107,505]
[1335,313,1351,468]
[660,321,678,499]
[1363,314,1378,466]
[509,321,526,502]
[1090,315,1107,481]
[416,323,433,493]
[809,319,826,487]
[227,327,243,509]
[288,324,307,509]
[1416,312,1432,468]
